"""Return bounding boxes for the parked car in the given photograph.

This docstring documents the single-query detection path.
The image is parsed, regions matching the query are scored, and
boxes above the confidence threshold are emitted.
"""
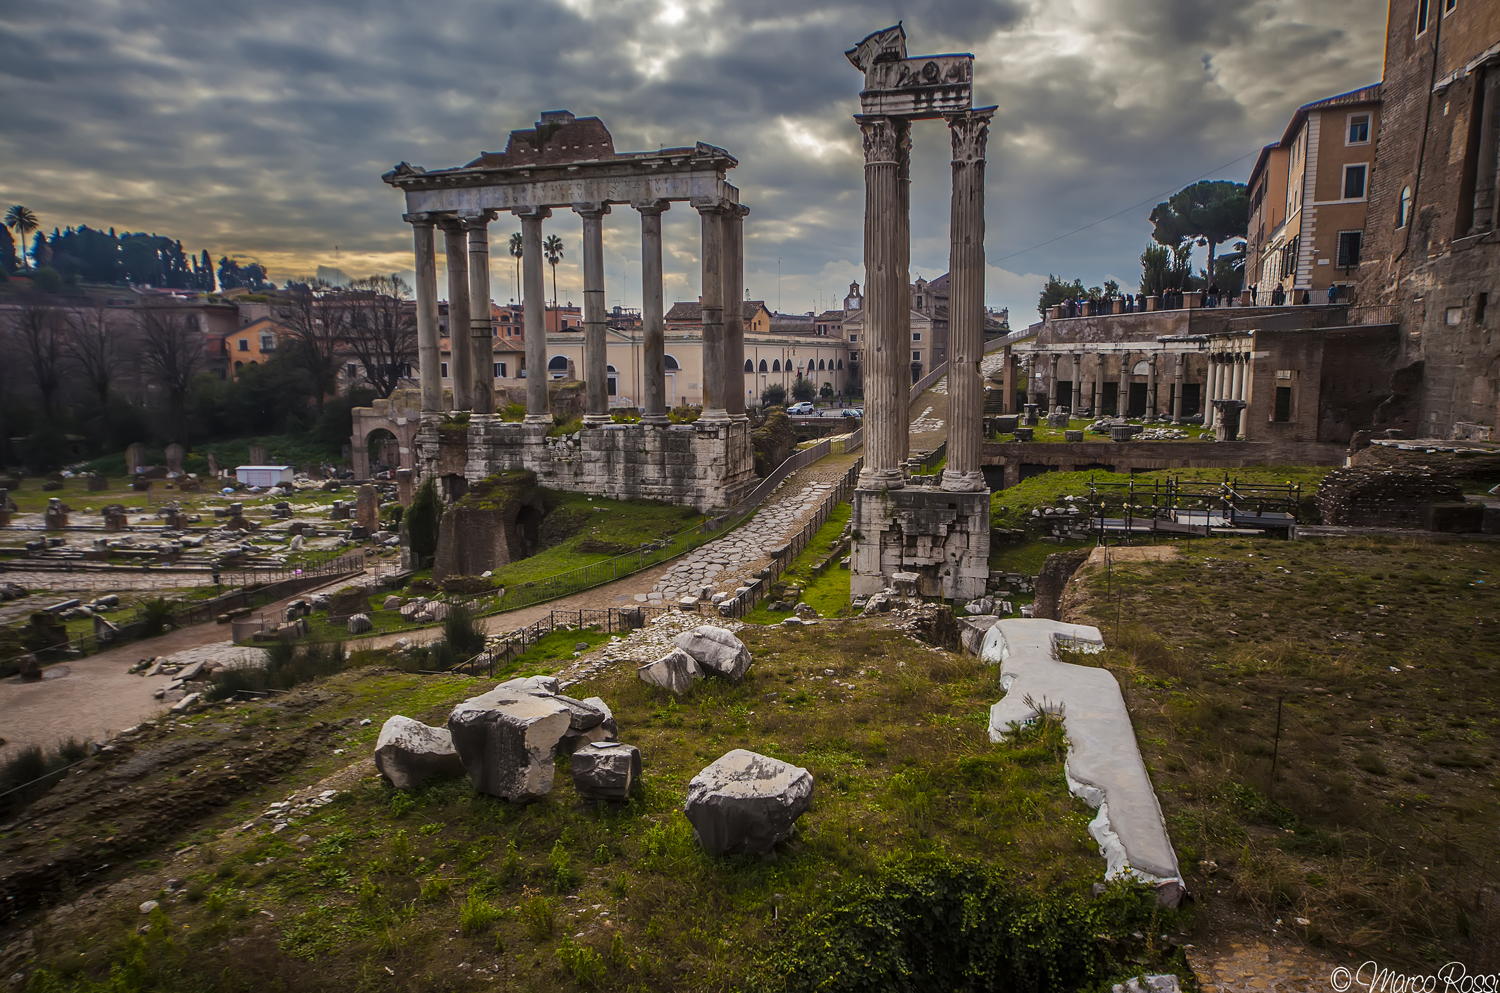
[787,401,815,415]
[841,407,864,418]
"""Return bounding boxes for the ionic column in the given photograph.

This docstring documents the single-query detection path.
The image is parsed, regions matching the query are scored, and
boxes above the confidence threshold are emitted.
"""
[1072,353,1083,412]
[406,214,441,414]
[636,200,669,425]
[942,110,991,493]
[574,202,611,425]
[1048,354,1060,411]
[857,115,909,490]
[694,199,729,423]
[441,219,472,410]
[1172,353,1185,424]
[464,211,496,415]
[514,206,552,423]
[1230,352,1245,408]
[723,203,750,419]
[1237,352,1252,440]
[1092,354,1102,414]
[1118,350,1131,417]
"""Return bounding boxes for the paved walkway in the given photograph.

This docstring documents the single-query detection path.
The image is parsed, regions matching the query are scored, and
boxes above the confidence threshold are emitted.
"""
[908,375,950,454]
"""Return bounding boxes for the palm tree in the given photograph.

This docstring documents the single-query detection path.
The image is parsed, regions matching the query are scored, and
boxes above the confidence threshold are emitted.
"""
[508,232,523,304]
[6,205,39,269]
[543,234,564,311]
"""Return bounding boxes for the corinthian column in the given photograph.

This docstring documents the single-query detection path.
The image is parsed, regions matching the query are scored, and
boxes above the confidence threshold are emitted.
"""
[723,203,750,419]
[694,199,729,423]
[857,115,910,490]
[1172,353,1185,424]
[441,219,472,410]
[636,200,669,425]
[574,202,611,425]
[406,213,441,414]
[514,206,552,424]
[465,211,496,415]
[942,111,991,492]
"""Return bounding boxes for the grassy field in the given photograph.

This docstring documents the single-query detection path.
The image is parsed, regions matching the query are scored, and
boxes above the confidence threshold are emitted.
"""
[743,504,852,624]
[990,465,1334,530]
[1065,534,1500,969]
[7,623,1183,992]
[486,494,706,588]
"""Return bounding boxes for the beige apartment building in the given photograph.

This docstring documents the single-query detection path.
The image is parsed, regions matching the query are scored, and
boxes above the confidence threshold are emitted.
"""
[1246,84,1382,302]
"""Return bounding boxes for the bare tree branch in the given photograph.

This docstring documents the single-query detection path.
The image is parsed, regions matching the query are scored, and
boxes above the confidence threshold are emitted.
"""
[345,275,418,398]
[136,307,203,442]
[277,281,351,410]
[65,301,119,407]
[13,304,66,415]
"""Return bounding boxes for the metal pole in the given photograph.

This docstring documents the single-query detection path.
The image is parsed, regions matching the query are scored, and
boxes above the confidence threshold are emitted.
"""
[1269,695,1284,793]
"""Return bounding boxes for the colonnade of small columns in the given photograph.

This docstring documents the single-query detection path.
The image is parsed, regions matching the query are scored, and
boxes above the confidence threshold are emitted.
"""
[1027,348,1221,427]
[404,199,750,426]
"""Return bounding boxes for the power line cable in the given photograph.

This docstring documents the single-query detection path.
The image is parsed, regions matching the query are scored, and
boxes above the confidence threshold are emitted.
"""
[991,149,1261,264]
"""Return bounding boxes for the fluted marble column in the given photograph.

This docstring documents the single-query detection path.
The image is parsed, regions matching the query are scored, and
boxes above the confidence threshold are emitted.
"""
[1072,353,1083,412]
[858,115,910,490]
[723,204,749,419]
[407,214,441,414]
[441,219,472,410]
[464,211,496,415]
[695,199,728,423]
[574,202,611,425]
[515,206,552,423]
[896,117,912,469]
[1147,352,1158,416]
[942,111,990,493]
[636,200,669,425]
[1118,351,1131,417]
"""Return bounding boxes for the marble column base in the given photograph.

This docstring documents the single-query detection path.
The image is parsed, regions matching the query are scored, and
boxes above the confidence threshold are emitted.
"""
[858,466,907,490]
[940,469,988,493]
[639,414,670,427]
[523,413,553,426]
[582,414,612,427]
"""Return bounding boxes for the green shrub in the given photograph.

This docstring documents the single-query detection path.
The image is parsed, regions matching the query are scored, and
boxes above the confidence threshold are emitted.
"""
[443,602,487,660]
[520,889,555,942]
[0,737,88,819]
[556,938,607,985]
[458,893,504,936]
[204,641,346,700]
[405,476,441,564]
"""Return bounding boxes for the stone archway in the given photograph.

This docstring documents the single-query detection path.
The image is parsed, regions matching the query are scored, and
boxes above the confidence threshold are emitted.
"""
[350,389,422,480]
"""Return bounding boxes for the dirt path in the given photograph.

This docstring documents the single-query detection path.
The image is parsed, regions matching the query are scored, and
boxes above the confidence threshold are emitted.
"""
[908,375,950,455]
[0,573,363,757]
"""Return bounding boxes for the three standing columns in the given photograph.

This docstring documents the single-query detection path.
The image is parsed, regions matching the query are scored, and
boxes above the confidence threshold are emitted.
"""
[636,200,670,425]
[941,110,991,493]
[408,214,442,414]
[857,114,912,491]
[575,202,611,425]
[515,206,552,424]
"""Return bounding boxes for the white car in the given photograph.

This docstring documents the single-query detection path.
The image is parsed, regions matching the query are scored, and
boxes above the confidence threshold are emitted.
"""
[787,401,815,415]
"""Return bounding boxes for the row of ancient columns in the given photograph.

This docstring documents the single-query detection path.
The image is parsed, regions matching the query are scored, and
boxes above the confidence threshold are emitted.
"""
[1205,350,1250,438]
[1042,350,1193,423]
[406,199,750,425]
[858,109,992,492]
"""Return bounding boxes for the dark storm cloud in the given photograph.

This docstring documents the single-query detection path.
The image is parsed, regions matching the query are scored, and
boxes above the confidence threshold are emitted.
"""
[0,0,1384,321]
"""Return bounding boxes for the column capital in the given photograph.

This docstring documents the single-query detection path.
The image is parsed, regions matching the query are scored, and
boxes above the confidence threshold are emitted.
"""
[945,108,995,163]
[632,198,671,216]
[571,201,611,218]
[402,212,439,227]
[511,205,552,220]
[856,115,907,165]
[459,209,497,228]
[690,196,731,214]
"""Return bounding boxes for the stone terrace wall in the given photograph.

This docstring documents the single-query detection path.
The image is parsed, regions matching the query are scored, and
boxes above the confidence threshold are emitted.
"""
[1030,304,1351,347]
[980,439,1347,490]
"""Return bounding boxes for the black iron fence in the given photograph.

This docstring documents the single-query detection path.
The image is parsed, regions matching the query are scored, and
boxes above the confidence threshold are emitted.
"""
[1085,475,1302,539]
[449,605,673,677]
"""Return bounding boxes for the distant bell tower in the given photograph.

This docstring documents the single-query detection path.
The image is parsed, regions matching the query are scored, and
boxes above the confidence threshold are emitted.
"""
[843,281,863,314]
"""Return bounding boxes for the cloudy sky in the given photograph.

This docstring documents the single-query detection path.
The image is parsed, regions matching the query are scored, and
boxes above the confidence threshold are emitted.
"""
[1,0,1386,324]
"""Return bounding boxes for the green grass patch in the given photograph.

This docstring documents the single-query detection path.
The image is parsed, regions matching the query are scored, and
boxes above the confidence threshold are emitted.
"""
[988,537,1091,576]
[744,502,852,623]
[506,628,613,671]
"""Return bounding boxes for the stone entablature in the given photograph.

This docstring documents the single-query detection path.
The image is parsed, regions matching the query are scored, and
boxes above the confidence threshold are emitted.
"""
[430,415,756,513]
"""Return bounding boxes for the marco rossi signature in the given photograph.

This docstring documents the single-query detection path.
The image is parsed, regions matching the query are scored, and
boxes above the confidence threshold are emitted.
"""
[1331,961,1500,992]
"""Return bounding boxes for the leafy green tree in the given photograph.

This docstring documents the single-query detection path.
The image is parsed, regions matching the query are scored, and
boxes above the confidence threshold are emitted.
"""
[543,234,564,309]
[760,382,788,407]
[820,382,834,398]
[1211,242,1247,296]
[1036,274,1086,317]
[790,374,815,402]
[5,206,38,269]
[0,225,16,274]
[1139,244,1170,296]
[1148,180,1248,283]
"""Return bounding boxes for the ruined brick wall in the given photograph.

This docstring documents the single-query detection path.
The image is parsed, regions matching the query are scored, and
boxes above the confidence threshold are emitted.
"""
[1315,463,1463,526]
[432,472,546,580]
